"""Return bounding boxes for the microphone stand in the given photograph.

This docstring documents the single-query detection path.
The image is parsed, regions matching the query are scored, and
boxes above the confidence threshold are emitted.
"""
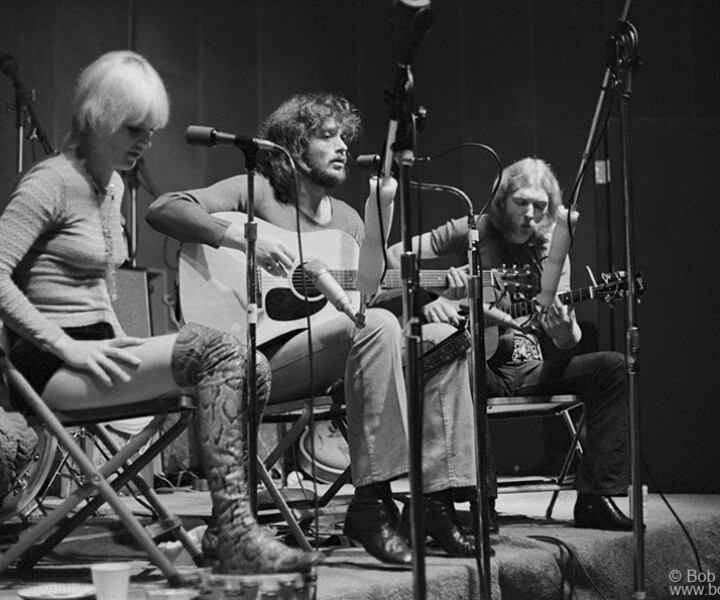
[567,0,631,208]
[410,181,493,599]
[0,54,54,172]
[124,163,140,267]
[461,203,494,600]
[609,18,645,599]
[383,5,433,597]
[122,157,161,268]
[237,143,314,549]
[570,1,645,595]
[241,146,260,514]
[392,63,427,600]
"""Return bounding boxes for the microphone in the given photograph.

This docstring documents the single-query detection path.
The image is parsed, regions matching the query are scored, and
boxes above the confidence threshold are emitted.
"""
[355,153,400,178]
[484,305,523,332]
[355,176,398,297]
[303,260,365,328]
[356,154,381,171]
[390,0,434,67]
[186,125,280,152]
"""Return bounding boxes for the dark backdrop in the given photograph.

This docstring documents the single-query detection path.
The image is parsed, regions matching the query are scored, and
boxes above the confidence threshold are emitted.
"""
[1,0,718,493]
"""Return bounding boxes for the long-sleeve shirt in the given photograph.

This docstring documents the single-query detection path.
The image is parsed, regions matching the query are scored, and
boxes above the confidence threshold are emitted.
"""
[0,152,126,351]
[429,214,571,364]
[147,173,366,350]
[147,173,364,246]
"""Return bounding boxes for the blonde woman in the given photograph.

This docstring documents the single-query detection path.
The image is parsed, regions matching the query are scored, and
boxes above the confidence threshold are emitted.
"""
[0,50,322,574]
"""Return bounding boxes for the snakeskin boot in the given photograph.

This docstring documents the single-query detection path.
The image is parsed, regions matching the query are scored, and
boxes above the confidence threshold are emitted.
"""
[170,323,324,574]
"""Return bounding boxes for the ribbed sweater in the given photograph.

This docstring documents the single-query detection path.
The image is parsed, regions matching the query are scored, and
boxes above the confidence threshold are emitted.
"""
[0,152,126,351]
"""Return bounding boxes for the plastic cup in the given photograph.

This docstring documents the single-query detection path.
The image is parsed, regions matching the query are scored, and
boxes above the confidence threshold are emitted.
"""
[91,562,131,600]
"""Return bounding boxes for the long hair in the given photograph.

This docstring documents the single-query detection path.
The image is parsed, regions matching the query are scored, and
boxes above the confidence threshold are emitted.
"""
[488,157,563,236]
[64,50,169,150]
[256,92,361,203]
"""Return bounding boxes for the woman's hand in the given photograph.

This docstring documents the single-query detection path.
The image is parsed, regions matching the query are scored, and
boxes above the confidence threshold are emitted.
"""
[53,334,144,387]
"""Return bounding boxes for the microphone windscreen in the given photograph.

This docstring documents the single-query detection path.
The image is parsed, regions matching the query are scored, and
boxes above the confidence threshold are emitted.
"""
[185,125,215,146]
[355,177,397,296]
[356,154,381,171]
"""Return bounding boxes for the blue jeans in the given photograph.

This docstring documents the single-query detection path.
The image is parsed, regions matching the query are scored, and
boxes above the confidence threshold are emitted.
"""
[486,351,630,496]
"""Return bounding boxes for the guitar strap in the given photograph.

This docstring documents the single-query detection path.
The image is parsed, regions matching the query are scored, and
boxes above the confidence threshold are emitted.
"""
[417,326,471,381]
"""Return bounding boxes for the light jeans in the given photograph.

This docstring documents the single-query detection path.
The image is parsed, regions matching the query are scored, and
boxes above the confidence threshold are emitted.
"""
[414,322,479,493]
[266,310,479,491]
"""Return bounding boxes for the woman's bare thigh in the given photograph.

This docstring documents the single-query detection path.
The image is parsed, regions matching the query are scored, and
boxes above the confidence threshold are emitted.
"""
[42,334,192,411]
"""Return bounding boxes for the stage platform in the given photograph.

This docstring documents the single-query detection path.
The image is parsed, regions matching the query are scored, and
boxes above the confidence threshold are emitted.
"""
[1,486,718,600]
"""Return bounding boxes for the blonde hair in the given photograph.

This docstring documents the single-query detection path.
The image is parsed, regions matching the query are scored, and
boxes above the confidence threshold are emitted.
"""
[65,50,169,148]
[489,157,563,235]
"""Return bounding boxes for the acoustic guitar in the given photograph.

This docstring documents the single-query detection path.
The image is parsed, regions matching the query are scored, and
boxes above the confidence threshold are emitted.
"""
[178,212,526,346]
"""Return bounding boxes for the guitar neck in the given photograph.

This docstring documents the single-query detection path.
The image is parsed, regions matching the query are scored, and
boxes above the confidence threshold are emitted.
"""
[507,285,597,319]
[380,269,495,290]
[295,268,495,291]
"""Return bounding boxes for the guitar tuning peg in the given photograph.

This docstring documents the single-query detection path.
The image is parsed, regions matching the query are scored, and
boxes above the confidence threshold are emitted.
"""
[585,265,598,287]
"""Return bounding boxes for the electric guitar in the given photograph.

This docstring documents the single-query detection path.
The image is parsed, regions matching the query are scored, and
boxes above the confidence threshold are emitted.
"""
[482,269,644,358]
[178,212,530,346]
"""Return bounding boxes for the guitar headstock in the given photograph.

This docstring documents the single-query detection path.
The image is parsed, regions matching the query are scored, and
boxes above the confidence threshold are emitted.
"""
[594,270,645,302]
[491,267,536,295]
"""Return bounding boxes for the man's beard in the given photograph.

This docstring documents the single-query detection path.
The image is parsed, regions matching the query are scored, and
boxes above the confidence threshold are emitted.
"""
[308,165,346,188]
[303,153,347,188]
[499,211,531,239]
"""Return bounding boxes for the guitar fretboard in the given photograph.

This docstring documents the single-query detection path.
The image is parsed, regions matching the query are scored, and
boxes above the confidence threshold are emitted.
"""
[260,268,497,291]
[507,286,596,319]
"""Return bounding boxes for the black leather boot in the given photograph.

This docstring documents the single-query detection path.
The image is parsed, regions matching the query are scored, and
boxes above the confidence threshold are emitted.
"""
[343,496,412,565]
[468,496,499,535]
[574,493,633,531]
[401,492,480,558]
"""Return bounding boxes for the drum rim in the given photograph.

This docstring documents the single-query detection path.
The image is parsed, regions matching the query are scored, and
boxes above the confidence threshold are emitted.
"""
[0,421,57,523]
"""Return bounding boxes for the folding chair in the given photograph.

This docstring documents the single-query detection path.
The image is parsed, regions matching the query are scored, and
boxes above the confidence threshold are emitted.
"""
[241,380,352,554]
[487,394,585,519]
[0,348,202,586]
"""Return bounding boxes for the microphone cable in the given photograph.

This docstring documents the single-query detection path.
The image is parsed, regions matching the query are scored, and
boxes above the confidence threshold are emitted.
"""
[527,534,611,600]
[286,151,323,550]
[415,141,503,219]
[641,449,704,574]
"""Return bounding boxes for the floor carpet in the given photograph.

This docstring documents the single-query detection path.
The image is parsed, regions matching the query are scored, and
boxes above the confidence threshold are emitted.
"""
[1,490,718,600]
